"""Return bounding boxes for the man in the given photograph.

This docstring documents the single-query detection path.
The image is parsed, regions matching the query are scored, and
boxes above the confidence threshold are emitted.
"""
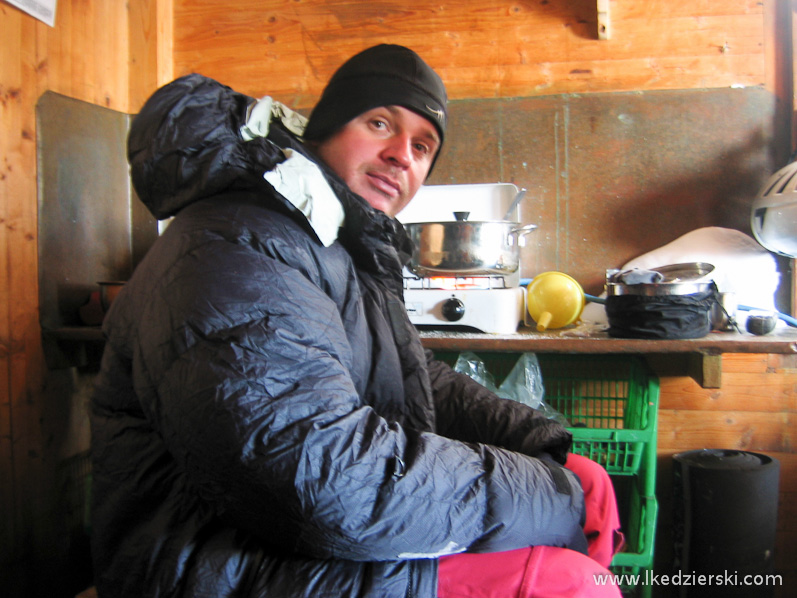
[91,44,622,597]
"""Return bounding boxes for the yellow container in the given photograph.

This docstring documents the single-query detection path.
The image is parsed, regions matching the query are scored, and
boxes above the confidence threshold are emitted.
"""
[526,271,585,331]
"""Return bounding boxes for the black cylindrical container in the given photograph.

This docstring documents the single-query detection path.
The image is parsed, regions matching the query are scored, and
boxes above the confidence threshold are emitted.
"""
[672,449,780,598]
[605,290,715,339]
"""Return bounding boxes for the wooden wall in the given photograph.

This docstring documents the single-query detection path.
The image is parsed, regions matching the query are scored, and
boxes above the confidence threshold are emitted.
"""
[172,1,794,297]
[172,0,780,109]
[0,1,167,595]
[0,1,795,597]
[2,3,124,595]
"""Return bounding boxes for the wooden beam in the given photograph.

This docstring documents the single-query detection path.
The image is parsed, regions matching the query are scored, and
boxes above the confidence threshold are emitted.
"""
[597,0,611,40]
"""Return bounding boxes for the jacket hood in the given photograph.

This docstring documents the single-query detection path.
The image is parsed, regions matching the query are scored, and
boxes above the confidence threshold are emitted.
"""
[128,74,264,219]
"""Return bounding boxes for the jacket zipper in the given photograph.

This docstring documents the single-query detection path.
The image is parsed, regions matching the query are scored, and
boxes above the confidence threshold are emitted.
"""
[405,561,414,598]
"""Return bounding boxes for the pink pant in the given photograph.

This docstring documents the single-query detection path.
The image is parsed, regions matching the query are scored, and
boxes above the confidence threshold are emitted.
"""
[438,454,624,598]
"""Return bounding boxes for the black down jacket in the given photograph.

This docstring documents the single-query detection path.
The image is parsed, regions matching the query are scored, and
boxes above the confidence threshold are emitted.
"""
[90,74,586,598]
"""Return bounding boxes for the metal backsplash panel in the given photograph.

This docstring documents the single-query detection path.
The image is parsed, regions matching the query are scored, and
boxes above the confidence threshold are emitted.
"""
[37,92,157,330]
[430,87,788,297]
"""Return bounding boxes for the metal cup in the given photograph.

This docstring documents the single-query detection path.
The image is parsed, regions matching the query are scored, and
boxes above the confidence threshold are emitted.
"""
[710,291,737,331]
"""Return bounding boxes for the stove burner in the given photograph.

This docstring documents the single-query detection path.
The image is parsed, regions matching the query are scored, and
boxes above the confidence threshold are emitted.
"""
[403,275,510,291]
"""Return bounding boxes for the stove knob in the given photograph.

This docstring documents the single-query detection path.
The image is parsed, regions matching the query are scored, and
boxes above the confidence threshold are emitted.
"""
[442,296,465,322]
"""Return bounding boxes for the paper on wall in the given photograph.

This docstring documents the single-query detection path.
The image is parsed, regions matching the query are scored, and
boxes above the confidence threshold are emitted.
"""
[6,0,57,27]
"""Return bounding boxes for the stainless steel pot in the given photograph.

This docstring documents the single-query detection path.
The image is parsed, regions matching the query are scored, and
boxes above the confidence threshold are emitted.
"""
[405,216,537,277]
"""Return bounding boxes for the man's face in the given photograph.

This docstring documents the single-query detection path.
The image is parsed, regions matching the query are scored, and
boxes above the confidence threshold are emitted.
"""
[314,105,441,217]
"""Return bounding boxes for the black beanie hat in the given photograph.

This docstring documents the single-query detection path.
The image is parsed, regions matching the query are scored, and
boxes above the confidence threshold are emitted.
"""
[303,44,448,146]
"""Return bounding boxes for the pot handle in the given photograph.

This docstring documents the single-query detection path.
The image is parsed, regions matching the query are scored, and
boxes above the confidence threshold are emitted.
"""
[509,223,537,247]
[510,223,538,236]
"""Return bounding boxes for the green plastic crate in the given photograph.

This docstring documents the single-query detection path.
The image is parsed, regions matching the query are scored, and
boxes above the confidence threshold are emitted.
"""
[435,353,660,477]
[609,468,658,598]
[536,354,659,477]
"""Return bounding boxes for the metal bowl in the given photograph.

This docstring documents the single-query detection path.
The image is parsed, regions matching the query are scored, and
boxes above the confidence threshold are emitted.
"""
[605,262,716,296]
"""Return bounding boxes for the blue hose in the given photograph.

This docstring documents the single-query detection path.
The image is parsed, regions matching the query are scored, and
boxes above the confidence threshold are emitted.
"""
[520,278,607,305]
[738,305,797,327]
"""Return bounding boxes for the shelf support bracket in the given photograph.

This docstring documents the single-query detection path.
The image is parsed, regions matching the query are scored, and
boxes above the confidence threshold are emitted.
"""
[688,352,723,388]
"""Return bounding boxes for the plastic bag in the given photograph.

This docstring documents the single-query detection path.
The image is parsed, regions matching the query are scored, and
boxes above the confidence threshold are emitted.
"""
[453,352,569,425]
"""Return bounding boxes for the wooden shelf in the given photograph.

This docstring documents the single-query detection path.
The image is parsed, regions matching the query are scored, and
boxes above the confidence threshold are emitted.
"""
[44,326,105,342]
[41,327,105,369]
[43,323,797,385]
[418,324,797,388]
[418,325,797,354]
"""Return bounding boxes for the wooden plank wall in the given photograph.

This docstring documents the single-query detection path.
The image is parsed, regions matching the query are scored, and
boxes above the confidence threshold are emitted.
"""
[172,0,775,109]
[0,1,794,597]
[0,1,166,595]
[1,2,128,594]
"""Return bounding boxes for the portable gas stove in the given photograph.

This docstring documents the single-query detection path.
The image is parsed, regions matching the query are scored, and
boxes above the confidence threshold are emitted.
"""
[397,183,531,334]
[402,274,527,333]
